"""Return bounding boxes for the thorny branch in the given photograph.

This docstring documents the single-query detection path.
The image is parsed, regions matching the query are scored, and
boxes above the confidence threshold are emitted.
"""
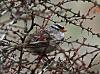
[0,0,100,74]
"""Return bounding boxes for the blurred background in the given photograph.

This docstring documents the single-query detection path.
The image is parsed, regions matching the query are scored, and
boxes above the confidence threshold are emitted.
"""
[0,0,100,73]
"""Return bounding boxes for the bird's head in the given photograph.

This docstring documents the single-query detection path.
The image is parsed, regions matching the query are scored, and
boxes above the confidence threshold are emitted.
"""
[51,23,67,32]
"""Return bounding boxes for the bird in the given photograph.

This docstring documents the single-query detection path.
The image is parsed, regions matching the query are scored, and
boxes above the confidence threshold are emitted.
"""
[24,23,67,54]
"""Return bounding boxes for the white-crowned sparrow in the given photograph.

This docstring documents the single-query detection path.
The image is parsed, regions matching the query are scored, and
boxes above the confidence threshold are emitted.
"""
[25,23,67,54]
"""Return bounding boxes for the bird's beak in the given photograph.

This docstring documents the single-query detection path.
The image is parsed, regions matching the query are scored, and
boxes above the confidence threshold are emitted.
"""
[60,28,67,32]
[94,6,100,13]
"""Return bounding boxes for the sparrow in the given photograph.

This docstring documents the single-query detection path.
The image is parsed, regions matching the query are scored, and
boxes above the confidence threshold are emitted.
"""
[25,23,67,54]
